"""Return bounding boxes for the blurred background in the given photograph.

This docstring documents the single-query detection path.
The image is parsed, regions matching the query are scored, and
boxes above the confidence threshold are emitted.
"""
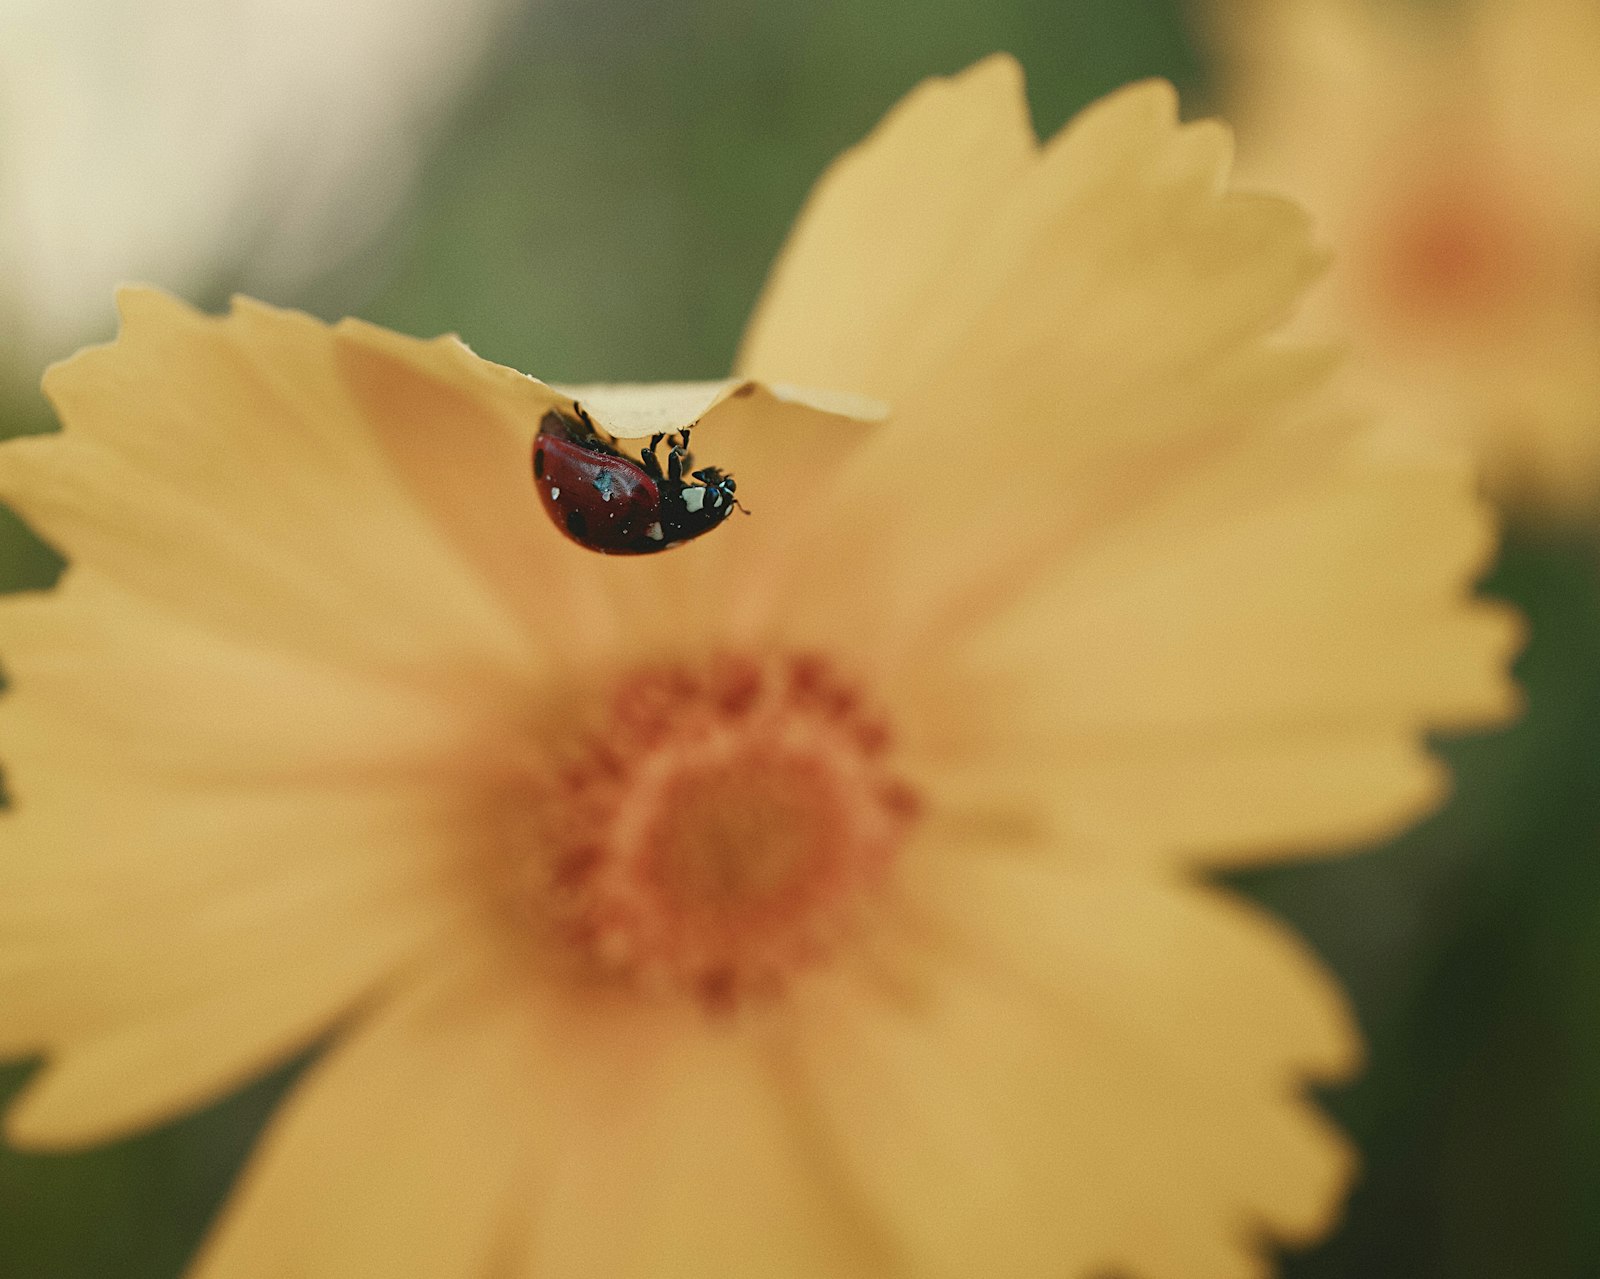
[0,0,1596,1275]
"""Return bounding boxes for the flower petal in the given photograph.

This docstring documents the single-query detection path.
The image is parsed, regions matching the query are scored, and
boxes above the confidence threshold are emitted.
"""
[327,311,637,659]
[12,287,541,670]
[0,578,519,788]
[737,53,1037,403]
[313,315,886,658]
[899,728,1450,871]
[883,421,1520,868]
[739,62,1336,664]
[1053,730,1450,867]
[0,779,474,1146]
[553,378,889,634]
[512,999,883,1279]
[0,574,513,1141]
[21,291,882,675]
[187,965,539,1279]
[788,851,1356,1279]
[552,379,884,443]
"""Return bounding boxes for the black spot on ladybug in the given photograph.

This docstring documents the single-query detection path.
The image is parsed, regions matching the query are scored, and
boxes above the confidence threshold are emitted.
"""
[533,447,545,479]
[566,508,588,538]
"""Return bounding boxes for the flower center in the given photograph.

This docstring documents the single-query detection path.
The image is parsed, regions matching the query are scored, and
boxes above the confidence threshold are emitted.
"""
[534,654,917,1009]
[1359,166,1543,335]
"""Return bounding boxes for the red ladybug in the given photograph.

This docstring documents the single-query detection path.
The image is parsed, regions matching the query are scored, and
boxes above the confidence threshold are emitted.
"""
[532,406,742,555]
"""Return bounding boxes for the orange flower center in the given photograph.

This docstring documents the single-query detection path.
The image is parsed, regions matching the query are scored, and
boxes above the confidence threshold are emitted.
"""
[1360,167,1542,333]
[534,654,918,1009]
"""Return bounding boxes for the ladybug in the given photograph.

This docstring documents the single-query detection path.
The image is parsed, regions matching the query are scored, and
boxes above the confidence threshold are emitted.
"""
[531,404,743,554]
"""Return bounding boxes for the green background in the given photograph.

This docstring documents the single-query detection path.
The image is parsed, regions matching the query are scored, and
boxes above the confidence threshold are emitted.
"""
[2,0,1597,1274]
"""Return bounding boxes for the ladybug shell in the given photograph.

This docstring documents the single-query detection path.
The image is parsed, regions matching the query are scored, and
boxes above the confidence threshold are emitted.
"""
[531,435,668,553]
[532,433,668,554]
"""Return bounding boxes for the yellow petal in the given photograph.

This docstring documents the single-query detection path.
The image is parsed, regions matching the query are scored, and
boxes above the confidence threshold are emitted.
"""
[328,310,686,656]
[16,287,891,671]
[1,780,471,1145]
[546,379,888,642]
[552,379,884,441]
[738,54,1036,402]
[188,965,540,1279]
[901,847,1359,1083]
[963,444,1519,729]
[512,997,882,1279]
[745,67,1320,444]
[899,728,1450,870]
[332,318,888,666]
[788,850,1356,1278]
[896,437,1520,866]
[0,578,518,789]
[1054,730,1450,868]
[738,63,1334,664]
[20,287,539,670]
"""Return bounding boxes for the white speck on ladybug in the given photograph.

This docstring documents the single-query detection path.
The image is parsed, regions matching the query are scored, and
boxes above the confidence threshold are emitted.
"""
[646,522,664,541]
[682,488,706,514]
[550,487,560,500]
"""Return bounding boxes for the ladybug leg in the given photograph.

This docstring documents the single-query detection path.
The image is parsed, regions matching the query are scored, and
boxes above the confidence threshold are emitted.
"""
[569,401,620,450]
[667,427,702,484]
[641,433,666,480]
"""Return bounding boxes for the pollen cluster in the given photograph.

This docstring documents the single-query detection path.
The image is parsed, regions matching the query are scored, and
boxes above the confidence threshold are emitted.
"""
[533,654,918,1009]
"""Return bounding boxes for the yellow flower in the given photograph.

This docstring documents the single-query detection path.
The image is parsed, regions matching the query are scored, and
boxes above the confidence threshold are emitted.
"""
[0,57,1518,1279]
[1201,0,1600,513]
